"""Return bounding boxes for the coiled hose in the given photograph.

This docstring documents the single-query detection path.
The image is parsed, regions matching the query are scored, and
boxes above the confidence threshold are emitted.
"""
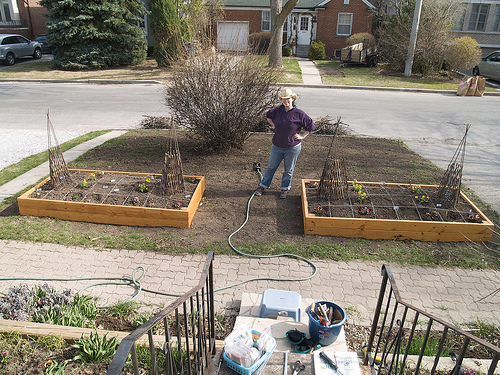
[0,167,317,307]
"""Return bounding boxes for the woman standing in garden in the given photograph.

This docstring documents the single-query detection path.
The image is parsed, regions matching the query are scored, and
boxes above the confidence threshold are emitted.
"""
[255,88,315,199]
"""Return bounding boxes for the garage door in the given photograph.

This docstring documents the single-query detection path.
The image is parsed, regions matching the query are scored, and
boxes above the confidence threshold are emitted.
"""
[217,21,249,52]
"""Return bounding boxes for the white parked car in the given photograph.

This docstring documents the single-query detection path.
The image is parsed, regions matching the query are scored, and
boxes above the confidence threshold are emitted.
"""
[473,51,500,82]
[0,34,42,66]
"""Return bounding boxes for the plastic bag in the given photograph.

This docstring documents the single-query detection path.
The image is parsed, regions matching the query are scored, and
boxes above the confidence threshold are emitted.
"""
[224,323,260,367]
[224,322,254,348]
[225,339,260,367]
[224,324,275,367]
[256,327,274,354]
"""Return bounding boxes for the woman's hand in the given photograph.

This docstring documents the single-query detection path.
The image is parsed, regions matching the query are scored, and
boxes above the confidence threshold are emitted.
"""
[294,131,309,140]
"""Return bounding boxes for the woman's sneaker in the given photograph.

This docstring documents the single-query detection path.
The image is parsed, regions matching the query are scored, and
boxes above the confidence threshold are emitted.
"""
[254,186,264,196]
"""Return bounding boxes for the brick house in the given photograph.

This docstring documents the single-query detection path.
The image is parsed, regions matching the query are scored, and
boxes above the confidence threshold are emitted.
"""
[1,0,46,39]
[452,0,500,57]
[219,0,375,57]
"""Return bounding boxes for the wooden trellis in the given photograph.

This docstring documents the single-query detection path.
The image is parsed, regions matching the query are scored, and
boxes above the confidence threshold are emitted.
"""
[47,110,73,189]
[318,117,348,201]
[433,124,470,209]
[162,116,185,195]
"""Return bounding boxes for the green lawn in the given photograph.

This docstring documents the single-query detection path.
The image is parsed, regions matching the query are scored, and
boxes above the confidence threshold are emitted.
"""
[0,54,482,91]
[315,60,472,91]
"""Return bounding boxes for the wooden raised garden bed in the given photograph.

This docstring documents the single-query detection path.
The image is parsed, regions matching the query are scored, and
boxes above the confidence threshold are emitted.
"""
[301,180,493,242]
[17,169,205,228]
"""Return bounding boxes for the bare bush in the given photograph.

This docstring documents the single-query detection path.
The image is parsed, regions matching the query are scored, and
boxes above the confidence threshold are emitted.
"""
[313,116,351,136]
[377,0,458,75]
[165,51,281,151]
[139,115,171,129]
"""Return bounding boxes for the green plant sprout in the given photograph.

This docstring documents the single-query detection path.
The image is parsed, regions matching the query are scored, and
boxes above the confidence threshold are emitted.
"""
[357,191,367,203]
[409,184,422,194]
[415,195,429,204]
[425,210,440,220]
[43,359,69,375]
[358,206,370,215]
[352,181,363,192]
[0,350,10,366]
[72,331,118,363]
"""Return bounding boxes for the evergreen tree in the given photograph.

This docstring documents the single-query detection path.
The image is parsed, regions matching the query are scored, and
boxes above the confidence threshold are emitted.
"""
[40,0,147,70]
[149,0,218,66]
[149,0,185,66]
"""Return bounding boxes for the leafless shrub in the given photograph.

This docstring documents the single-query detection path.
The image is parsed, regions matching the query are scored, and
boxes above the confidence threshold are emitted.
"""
[139,115,171,129]
[165,51,281,152]
[377,0,458,75]
[252,118,272,133]
[313,116,351,136]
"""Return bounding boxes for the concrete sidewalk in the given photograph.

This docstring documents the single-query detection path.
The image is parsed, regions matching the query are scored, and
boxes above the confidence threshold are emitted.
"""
[0,239,498,328]
[297,58,322,85]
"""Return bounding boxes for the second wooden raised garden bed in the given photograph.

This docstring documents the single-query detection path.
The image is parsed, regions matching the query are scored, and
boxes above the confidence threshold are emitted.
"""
[301,180,493,242]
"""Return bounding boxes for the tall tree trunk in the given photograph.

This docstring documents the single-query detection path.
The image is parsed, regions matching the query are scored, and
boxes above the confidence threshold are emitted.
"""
[268,0,299,68]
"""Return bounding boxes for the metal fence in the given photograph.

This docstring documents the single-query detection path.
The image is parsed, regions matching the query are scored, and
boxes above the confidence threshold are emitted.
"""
[0,20,25,26]
[107,251,216,375]
[365,264,500,375]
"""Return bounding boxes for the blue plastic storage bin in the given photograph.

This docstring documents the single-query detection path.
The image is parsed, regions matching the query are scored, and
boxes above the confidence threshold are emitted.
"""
[306,301,346,346]
[223,330,277,375]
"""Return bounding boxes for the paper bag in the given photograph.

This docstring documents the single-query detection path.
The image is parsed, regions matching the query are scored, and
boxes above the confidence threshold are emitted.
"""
[466,76,478,96]
[456,77,471,96]
[475,76,486,97]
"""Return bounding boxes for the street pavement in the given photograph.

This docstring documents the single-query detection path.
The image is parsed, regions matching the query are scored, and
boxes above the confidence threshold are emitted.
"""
[0,59,499,332]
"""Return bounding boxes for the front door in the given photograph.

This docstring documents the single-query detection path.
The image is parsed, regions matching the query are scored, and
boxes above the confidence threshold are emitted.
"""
[296,15,312,45]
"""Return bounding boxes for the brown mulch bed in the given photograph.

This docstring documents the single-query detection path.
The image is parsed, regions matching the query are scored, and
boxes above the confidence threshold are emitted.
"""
[2,129,497,252]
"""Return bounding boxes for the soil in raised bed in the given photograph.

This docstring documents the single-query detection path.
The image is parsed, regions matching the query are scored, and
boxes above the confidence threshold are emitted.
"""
[305,183,483,223]
[30,171,199,210]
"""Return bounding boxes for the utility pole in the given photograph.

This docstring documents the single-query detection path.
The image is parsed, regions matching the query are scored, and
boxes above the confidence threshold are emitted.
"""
[404,0,423,76]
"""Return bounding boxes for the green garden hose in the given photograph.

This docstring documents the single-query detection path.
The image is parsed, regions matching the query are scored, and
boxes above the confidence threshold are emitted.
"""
[0,168,317,307]
[222,189,318,291]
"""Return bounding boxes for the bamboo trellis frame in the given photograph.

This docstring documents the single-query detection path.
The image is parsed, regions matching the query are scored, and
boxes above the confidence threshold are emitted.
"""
[433,124,470,209]
[162,116,185,195]
[318,117,348,201]
[47,110,73,189]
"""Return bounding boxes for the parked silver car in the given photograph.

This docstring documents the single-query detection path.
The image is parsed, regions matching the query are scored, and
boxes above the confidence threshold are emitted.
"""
[34,34,54,54]
[473,51,500,82]
[0,34,42,66]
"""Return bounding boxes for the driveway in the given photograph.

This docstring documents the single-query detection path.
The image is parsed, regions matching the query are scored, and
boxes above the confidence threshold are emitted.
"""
[0,53,52,70]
